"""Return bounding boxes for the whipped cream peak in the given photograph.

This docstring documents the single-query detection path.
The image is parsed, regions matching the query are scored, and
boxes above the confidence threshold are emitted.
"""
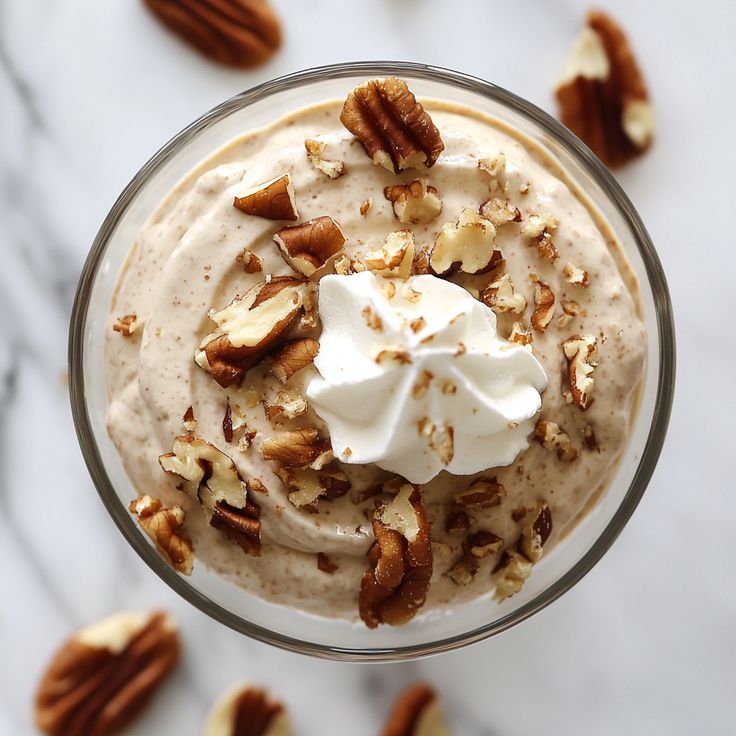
[307,272,548,484]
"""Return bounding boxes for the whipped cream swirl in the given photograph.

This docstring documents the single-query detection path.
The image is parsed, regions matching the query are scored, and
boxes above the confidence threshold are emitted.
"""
[307,272,548,484]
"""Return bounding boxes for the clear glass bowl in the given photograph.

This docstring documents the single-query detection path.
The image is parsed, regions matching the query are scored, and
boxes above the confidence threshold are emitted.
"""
[69,62,675,661]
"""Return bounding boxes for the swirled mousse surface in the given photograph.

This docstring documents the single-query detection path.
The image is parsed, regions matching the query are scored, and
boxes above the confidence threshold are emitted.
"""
[106,92,645,622]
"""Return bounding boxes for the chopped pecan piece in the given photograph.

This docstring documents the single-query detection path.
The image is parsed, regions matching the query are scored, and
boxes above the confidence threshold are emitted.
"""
[112,314,142,337]
[264,388,307,421]
[129,495,193,575]
[492,549,534,602]
[482,273,526,314]
[480,197,521,227]
[233,173,298,220]
[304,138,345,179]
[379,683,449,736]
[555,10,653,166]
[360,198,373,216]
[195,276,307,387]
[520,503,553,563]
[563,261,590,286]
[261,428,332,469]
[563,333,597,409]
[454,478,505,509]
[444,508,470,535]
[466,530,503,558]
[446,554,479,586]
[531,281,556,332]
[534,419,579,462]
[35,611,179,736]
[317,552,338,574]
[384,179,442,224]
[429,209,499,275]
[203,682,289,736]
[273,216,346,277]
[478,152,506,191]
[412,246,431,275]
[521,213,559,261]
[182,406,197,432]
[508,322,533,345]
[267,338,319,383]
[236,248,263,274]
[340,77,444,173]
[365,229,415,279]
[359,486,433,628]
[277,465,350,511]
[210,498,262,556]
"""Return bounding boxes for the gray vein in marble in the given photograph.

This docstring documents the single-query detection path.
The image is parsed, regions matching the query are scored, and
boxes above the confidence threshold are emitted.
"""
[0,44,47,134]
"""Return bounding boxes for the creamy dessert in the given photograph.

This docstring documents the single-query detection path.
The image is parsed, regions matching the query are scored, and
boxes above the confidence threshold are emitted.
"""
[108,78,645,627]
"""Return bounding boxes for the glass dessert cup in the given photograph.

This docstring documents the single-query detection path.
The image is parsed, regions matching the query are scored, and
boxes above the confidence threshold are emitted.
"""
[69,62,675,661]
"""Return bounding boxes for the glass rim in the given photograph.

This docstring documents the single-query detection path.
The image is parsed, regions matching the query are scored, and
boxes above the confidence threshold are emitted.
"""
[68,60,676,662]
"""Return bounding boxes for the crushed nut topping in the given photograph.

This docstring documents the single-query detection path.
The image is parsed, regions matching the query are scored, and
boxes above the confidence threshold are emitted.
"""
[376,348,412,365]
[482,273,527,314]
[555,10,653,166]
[304,138,345,179]
[362,305,384,331]
[563,262,590,286]
[233,173,298,221]
[467,530,504,558]
[492,549,534,602]
[428,423,454,466]
[112,314,142,337]
[360,198,373,216]
[531,281,556,332]
[411,246,431,275]
[430,209,499,275]
[478,152,506,191]
[445,508,470,535]
[195,277,307,388]
[261,428,332,469]
[563,333,597,409]
[480,197,521,227]
[129,495,193,575]
[384,179,442,224]
[358,487,432,628]
[535,419,579,462]
[340,77,444,172]
[267,338,319,383]
[273,216,345,277]
[365,229,415,279]
[454,478,505,509]
[182,406,197,433]
[520,503,553,563]
[446,554,479,586]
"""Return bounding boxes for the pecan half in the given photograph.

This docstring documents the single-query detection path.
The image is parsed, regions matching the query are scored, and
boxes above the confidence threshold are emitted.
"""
[365,229,415,279]
[143,0,281,69]
[384,179,442,224]
[430,209,500,276]
[379,682,449,736]
[195,276,307,387]
[340,77,444,173]
[555,10,653,166]
[129,495,193,575]
[233,173,298,221]
[112,314,141,337]
[359,486,433,628]
[261,428,332,469]
[273,216,346,277]
[563,333,597,409]
[203,682,290,736]
[35,611,179,736]
[267,338,320,383]
[531,281,556,332]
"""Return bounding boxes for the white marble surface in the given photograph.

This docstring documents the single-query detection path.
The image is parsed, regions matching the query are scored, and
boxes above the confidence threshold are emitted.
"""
[1,0,735,733]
